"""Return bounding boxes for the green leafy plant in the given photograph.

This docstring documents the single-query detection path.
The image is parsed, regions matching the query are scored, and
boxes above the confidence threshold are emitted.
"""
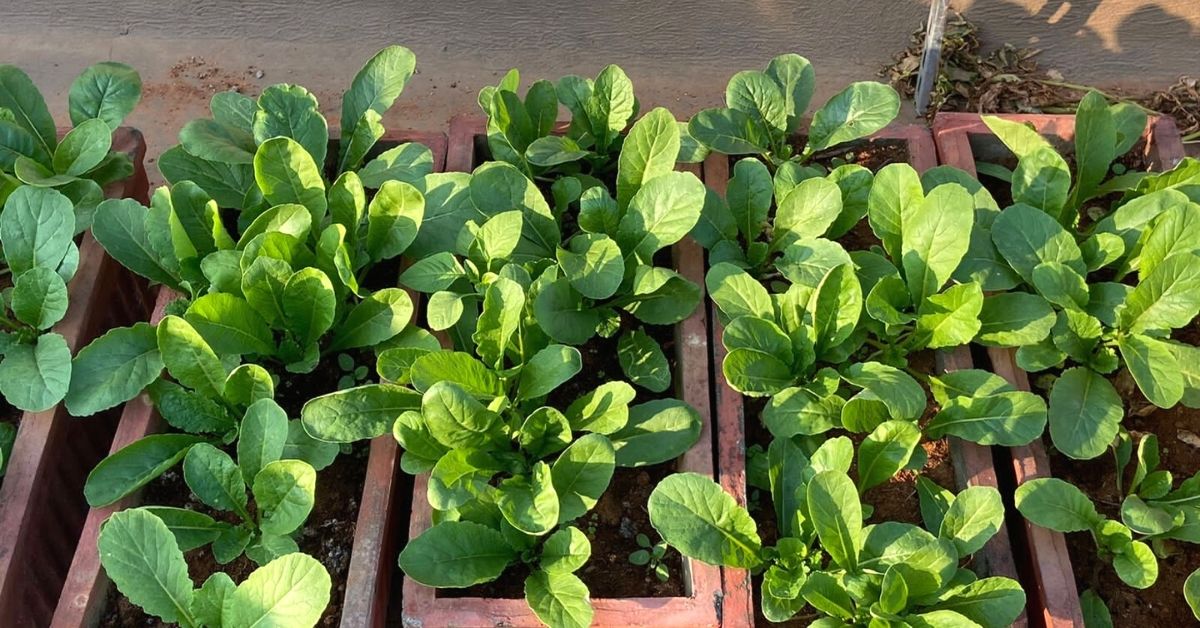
[973,90,1149,226]
[304,275,701,628]
[98,508,331,627]
[962,168,1200,460]
[0,63,142,412]
[649,459,1025,625]
[628,532,671,582]
[688,54,899,168]
[478,66,706,181]
[65,48,430,417]
[399,108,706,391]
[0,62,142,232]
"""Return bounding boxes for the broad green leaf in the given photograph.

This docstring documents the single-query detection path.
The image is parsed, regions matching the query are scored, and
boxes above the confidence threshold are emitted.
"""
[1081,589,1114,628]
[1032,261,1089,310]
[927,577,1027,626]
[912,281,983,349]
[842,361,924,421]
[518,344,582,400]
[238,398,288,481]
[533,278,599,345]
[145,507,224,553]
[252,83,328,167]
[801,571,854,619]
[726,70,787,136]
[557,234,623,300]
[498,462,560,534]
[808,470,862,570]
[281,267,336,348]
[926,391,1047,447]
[97,509,195,624]
[706,262,773,321]
[1015,477,1101,532]
[762,387,843,437]
[617,329,671,393]
[1011,147,1070,218]
[184,293,275,356]
[551,434,616,522]
[609,399,701,466]
[53,118,111,176]
[1118,334,1183,408]
[901,183,973,304]
[687,107,770,155]
[1120,254,1200,334]
[65,322,163,416]
[68,61,141,129]
[1137,203,1200,279]
[1112,540,1158,589]
[940,486,1004,555]
[981,115,1052,159]
[805,81,899,154]
[727,158,772,243]
[85,434,204,507]
[1048,367,1123,460]
[774,177,842,248]
[526,135,589,167]
[398,252,464,293]
[868,163,924,260]
[1185,570,1200,620]
[0,332,71,412]
[339,45,415,152]
[0,65,55,155]
[1072,91,1117,207]
[329,288,413,351]
[541,527,591,574]
[252,459,316,535]
[766,53,815,133]
[648,472,762,568]
[221,553,331,628]
[617,171,705,261]
[975,293,1055,346]
[366,180,424,262]
[472,276,524,368]
[525,570,594,628]
[992,203,1086,283]
[422,381,503,449]
[157,315,225,398]
[565,381,636,434]
[616,107,680,208]
[0,185,74,275]
[399,521,516,587]
[408,351,503,398]
[179,118,256,164]
[301,383,421,442]
[183,444,249,515]
[254,137,327,225]
[857,420,921,492]
[359,142,433,188]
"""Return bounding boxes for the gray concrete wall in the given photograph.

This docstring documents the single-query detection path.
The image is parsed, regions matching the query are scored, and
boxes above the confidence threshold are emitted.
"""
[3,0,1197,184]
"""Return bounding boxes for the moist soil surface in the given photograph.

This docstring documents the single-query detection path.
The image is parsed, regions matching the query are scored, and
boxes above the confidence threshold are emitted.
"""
[98,443,369,627]
[441,319,689,601]
[1043,320,1200,623]
[739,351,959,626]
[803,138,911,173]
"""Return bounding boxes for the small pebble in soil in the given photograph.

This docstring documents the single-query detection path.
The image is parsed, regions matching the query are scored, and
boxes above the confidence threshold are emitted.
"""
[619,517,637,539]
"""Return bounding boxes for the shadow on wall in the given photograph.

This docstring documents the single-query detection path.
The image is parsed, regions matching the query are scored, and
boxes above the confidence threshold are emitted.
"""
[952,0,1200,85]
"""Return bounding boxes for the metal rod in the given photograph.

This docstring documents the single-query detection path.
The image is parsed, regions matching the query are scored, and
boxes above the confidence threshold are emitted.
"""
[915,0,950,114]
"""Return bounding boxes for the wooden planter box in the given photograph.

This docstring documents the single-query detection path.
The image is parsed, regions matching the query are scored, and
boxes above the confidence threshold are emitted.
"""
[51,130,447,628]
[0,128,150,628]
[702,125,1026,628]
[932,112,1187,627]
[398,117,723,627]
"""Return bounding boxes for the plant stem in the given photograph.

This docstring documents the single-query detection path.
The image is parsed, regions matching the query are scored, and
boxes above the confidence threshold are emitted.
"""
[1032,79,1159,116]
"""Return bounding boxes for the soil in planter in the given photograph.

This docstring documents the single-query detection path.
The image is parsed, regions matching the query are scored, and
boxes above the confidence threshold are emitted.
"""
[98,444,368,627]
[1043,321,1200,623]
[738,351,958,625]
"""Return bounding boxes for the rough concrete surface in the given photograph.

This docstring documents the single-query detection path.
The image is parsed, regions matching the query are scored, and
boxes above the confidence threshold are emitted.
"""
[3,0,1197,185]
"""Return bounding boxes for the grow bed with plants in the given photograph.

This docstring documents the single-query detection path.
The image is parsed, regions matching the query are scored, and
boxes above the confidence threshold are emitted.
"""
[934,96,1198,625]
[0,61,150,627]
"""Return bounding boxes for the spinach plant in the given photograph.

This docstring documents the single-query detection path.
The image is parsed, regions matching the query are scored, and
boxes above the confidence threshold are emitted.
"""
[649,452,1024,625]
[688,54,899,168]
[303,275,701,628]
[400,108,706,391]
[966,179,1200,460]
[99,508,331,627]
[82,314,337,564]
[478,66,706,181]
[628,532,671,582]
[0,62,142,412]
[0,62,142,232]
[65,49,431,417]
[0,188,79,411]
[1016,433,1200,592]
[973,90,1149,227]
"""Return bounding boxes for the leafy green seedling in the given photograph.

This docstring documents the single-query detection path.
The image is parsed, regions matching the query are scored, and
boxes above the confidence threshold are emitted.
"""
[628,533,671,582]
[688,54,900,168]
[99,508,331,627]
[400,108,706,391]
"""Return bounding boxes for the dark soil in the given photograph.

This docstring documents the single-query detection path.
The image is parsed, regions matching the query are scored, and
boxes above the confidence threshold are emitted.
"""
[1046,320,1200,623]
[545,319,678,410]
[99,442,368,627]
[274,347,374,417]
[805,138,911,173]
[740,351,958,625]
[443,462,686,599]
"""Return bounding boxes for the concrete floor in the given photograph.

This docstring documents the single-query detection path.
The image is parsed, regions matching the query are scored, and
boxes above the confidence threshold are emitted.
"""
[5,0,1198,186]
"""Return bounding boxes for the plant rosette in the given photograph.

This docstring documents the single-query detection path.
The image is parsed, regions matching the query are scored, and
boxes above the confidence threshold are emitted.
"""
[649,462,1026,626]
[477,65,707,183]
[62,46,437,625]
[688,54,900,169]
[402,106,707,393]
[0,62,143,417]
[303,272,704,628]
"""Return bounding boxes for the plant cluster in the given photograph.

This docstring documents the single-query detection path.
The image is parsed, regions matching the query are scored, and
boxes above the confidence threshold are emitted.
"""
[3,45,1200,627]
